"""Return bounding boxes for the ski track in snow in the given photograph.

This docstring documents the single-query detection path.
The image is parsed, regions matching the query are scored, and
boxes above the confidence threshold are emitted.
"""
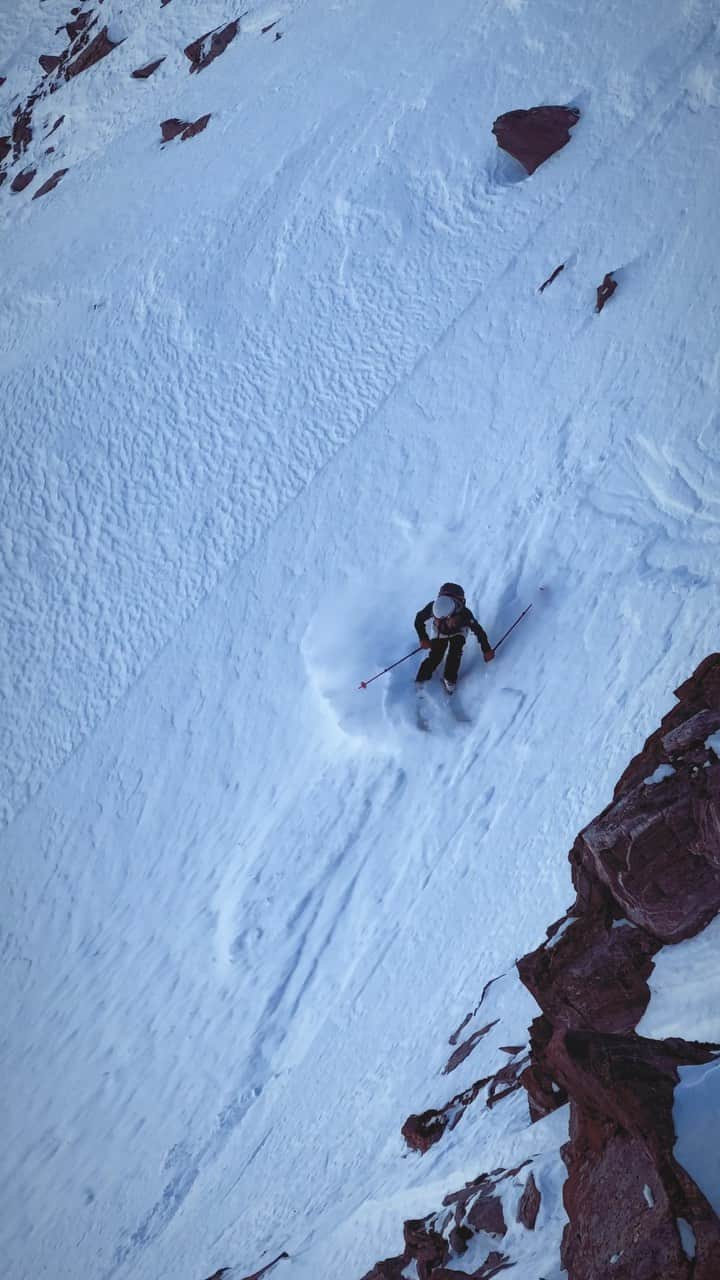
[3,0,720,1277]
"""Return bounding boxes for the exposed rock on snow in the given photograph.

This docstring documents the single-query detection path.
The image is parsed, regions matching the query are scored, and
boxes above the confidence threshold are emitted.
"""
[516,653,720,1278]
[549,1029,720,1280]
[538,262,565,292]
[570,664,720,944]
[518,907,661,1032]
[65,25,126,81]
[33,168,69,199]
[516,1171,541,1229]
[12,100,35,159]
[184,22,240,75]
[402,1047,528,1153]
[443,1019,498,1072]
[492,104,580,175]
[1,9,123,186]
[374,658,720,1279]
[160,115,212,143]
[132,58,166,80]
[10,166,36,193]
[360,1167,524,1280]
[65,12,93,44]
[595,270,617,312]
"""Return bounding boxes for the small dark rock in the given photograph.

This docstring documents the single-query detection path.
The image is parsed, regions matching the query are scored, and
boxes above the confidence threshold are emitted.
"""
[539,263,565,292]
[595,271,617,313]
[237,1252,290,1280]
[39,54,62,74]
[132,57,165,79]
[0,135,10,164]
[443,1020,498,1073]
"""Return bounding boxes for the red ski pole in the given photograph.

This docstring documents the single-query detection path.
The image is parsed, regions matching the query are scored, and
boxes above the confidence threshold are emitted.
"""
[494,603,533,651]
[359,646,424,689]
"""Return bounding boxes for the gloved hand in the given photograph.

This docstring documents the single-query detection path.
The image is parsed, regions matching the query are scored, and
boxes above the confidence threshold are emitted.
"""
[420,637,432,650]
[483,647,495,663]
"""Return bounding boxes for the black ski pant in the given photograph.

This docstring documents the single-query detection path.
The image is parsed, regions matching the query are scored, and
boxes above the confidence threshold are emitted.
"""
[416,635,465,684]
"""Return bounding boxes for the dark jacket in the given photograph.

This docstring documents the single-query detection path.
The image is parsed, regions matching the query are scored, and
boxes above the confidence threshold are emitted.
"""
[414,601,491,652]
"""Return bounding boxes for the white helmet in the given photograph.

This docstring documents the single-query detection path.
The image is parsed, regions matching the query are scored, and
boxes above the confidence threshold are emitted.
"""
[432,595,457,620]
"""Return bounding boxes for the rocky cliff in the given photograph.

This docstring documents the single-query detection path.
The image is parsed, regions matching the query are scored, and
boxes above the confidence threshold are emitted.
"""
[362,655,720,1280]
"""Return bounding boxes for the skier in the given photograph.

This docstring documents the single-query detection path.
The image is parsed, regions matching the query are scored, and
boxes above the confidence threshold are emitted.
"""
[414,583,494,693]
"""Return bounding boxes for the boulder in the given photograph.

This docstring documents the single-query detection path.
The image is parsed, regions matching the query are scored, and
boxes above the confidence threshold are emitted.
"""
[492,104,580,175]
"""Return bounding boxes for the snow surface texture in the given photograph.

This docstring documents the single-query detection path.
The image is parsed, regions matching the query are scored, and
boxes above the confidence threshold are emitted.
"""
[2,0,720,1277]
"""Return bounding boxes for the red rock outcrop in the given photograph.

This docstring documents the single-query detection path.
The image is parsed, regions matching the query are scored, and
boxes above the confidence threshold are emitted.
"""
[360,1167,524,1280]
[595,271,617,312]
[65,26,125,80]
[369,657,720,1280]
[238,1254,289,1280]
[492,104,580,175]
[443,1019,498,1072]
[10,166,36,193]
[518,908,661,1032]
[132,57,165,80]
[514,654,720,1277]
[548,1030,720,1279]
[402,1046,527,1153]
[516,1170,541,1229]
[1,8,125,190]
[184,21,239,74]
[160,114,211,143]
[33,168,69,198]
[539,262,565,292]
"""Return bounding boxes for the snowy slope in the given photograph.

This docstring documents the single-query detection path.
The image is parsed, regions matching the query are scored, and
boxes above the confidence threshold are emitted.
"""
[3,0,720,1277]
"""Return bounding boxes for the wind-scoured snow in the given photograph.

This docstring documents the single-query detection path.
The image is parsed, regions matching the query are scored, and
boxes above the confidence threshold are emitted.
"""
[2,0,720,1277]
